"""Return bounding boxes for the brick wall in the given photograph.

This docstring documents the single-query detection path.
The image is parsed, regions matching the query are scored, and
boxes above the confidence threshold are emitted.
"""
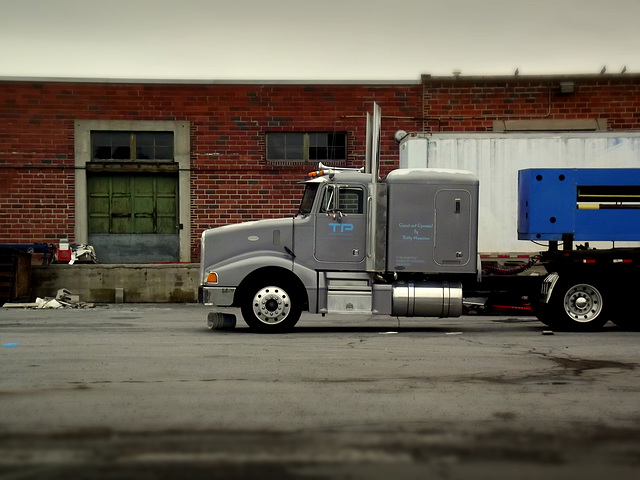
[421,75,640,131]
[2,75,640,262]
[0,81,421,262]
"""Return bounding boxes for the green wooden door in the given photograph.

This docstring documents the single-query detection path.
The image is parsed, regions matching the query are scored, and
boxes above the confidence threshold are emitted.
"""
[88,175,178,234]
[87,174,179,263]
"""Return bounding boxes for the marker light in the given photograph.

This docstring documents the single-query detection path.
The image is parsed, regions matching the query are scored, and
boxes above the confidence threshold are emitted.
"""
[308,169,332,177]
[206,272,218,284]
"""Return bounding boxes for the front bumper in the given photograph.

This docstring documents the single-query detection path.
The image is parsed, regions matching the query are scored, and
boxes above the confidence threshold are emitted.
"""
[199,286,237,306]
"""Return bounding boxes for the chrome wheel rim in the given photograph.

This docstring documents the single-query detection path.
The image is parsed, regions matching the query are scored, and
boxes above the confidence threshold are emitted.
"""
[251,286,291,325]
[563,284,603,323]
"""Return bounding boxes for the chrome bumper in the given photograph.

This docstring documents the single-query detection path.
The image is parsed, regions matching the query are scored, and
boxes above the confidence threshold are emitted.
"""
[199,286,236,306]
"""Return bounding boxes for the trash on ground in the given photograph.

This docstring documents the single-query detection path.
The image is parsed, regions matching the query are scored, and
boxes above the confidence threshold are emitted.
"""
[2,289,94,309]
[206,312,236,330]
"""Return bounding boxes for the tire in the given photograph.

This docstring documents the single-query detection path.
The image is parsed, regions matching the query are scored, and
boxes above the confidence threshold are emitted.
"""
[240,283,302,333]
[546,278,609,331]
[610,294,639,330]
[534,303,563,329]
[529,289,555,327]
[529,283,564,328]
[611,315,640,331]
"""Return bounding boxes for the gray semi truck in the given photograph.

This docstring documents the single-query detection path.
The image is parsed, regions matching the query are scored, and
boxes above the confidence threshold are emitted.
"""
[199,106,640,332]
[200,165,484,332]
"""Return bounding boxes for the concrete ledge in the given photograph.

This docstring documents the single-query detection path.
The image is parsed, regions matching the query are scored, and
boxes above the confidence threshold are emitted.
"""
[31,264,199,303]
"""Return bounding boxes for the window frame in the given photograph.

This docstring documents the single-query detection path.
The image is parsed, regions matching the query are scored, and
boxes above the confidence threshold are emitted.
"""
[319,185,365,215]
[266,132,347,165]
[74,120,191,262]
[91,131,175,162]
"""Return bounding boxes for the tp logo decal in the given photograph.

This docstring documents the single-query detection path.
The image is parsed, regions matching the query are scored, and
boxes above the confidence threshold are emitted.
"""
[328,223,354,233]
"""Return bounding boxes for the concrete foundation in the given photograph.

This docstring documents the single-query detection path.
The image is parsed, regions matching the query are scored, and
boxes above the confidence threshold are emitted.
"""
[31,264,199,303]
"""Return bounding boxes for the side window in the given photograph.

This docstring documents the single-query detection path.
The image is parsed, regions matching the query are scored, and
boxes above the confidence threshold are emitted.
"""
[319,186,364,214]
[339,187,364,214]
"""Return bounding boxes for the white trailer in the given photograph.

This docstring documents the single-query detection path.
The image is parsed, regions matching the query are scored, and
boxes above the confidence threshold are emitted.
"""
[398,132,640,253]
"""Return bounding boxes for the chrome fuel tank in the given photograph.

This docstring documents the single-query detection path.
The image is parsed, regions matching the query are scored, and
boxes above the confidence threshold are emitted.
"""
[392,281,463,317]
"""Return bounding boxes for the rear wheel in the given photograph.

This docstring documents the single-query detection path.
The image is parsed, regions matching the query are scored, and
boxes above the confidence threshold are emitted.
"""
[240,283,301,333]
[545,278,609,331]
[611,315,639,331]
[534,303,561,328]
[610,291,639,330]
[529,287,558,328]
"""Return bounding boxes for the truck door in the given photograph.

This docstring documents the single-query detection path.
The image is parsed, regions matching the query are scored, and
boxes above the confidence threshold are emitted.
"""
[314,185,366,263]
[434,189,472,266]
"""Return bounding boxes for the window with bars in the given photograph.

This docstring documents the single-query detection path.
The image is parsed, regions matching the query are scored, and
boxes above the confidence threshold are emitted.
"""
[266,132,347,164]
[91,131,174,161]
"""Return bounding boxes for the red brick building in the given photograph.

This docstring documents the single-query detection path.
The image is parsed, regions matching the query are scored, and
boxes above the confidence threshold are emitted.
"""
[1,74,639,263]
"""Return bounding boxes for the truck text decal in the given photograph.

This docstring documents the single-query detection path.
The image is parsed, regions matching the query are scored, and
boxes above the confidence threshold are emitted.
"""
[328,222,354,233]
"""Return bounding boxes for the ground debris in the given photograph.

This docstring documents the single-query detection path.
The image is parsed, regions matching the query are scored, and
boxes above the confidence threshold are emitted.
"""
[2,289,94,309]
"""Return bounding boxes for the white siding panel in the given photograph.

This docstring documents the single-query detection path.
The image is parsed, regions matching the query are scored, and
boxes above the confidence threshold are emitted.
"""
[401,133,640,252]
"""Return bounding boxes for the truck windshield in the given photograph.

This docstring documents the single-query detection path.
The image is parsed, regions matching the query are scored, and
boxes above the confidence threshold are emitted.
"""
[298,183,319,215]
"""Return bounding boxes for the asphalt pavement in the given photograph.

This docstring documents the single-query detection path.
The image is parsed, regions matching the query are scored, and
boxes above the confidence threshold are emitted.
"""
[1,304,639,479]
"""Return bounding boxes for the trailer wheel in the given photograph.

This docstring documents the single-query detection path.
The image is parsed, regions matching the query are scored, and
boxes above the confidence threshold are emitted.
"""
[548,279,609,331]
[240,283,301,333]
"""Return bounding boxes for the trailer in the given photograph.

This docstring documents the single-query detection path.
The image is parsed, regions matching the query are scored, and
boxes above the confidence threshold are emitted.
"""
[397,131,640,253]
[519,168,640,331]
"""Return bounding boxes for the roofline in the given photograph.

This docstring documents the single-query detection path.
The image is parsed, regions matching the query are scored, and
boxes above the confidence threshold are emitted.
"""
[405,131,640,139]
[1,72,637,85]
[422,73,640,82]
[0,75,421,86]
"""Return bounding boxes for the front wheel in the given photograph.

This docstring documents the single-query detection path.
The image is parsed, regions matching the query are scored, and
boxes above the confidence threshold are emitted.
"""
[546,279,609,331]
[240,283,301,333]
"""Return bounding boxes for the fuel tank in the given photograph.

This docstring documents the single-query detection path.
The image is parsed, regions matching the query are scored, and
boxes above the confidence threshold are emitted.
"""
[392,280,463,317]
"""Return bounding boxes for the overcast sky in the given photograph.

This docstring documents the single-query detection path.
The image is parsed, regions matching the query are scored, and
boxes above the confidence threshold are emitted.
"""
[1,0,638,81]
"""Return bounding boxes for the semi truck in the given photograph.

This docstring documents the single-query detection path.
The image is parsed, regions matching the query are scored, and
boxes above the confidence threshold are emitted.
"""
[198,106,640,332]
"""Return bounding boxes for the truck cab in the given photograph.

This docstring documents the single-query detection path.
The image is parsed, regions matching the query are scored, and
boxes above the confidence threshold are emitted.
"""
[200,164,480,332]
[200,166,374,331]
